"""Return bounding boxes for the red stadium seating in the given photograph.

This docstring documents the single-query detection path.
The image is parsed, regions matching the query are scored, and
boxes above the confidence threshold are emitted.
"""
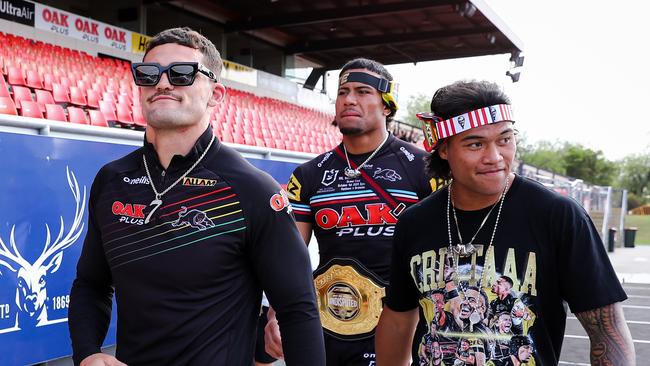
[25,69,43,90]
[20,100,43,118]
[52,83,70,104]
[12,86,33,109]
[0,75,10,97]
[88,109,108,127]
[0,30,339,153]
[132,105,146,127]
[115,103,134,126]
[6,66,25,86]
[45,103,67,122]
[69,86,87,106]
[0,96,17,115]
[35,89,55,113]
[67,106,88,124]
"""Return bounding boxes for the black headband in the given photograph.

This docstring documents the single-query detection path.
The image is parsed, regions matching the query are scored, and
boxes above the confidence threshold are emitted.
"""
[339,72,391,92]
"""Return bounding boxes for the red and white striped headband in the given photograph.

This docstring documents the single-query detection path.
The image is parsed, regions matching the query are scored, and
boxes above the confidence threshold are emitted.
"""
[417,104,514,152]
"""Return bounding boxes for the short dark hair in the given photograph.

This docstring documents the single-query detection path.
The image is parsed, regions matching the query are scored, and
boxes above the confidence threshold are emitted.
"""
[339,58,396,124]
[145,27,223,81]
[425,80,511,180]
[500,275,514,288]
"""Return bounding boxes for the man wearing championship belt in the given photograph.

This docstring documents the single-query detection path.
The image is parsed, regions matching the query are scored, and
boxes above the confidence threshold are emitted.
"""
[376,80,635,365]
[264,58,436,365]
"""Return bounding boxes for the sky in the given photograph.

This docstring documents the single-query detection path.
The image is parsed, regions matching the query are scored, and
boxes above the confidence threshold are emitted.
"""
[325,0,650,161]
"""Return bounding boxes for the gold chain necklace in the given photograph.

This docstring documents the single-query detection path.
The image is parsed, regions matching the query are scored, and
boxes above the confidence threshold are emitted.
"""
[142,136,215,224]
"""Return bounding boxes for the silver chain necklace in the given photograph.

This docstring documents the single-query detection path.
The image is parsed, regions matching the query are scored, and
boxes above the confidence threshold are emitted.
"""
[142,136,215,224]
[446,175,509,260]
[343,133,389,178]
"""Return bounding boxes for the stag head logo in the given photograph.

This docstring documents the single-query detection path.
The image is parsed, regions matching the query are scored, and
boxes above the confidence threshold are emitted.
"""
[0,167,85,330]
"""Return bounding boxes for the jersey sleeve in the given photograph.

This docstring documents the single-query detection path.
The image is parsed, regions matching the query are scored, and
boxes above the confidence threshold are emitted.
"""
[553,196,627,313]
[68,171,115,366]
[286,164,312,223]
[385,209,422,311]
[244,175,325,364]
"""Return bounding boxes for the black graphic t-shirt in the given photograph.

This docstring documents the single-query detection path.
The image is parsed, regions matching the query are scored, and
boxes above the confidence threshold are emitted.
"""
[287,134,435,281]
[69,127,324,366]
[386,175,627,366]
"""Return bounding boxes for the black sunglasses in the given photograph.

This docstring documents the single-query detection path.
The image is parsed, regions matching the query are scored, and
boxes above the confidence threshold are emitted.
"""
[131,62,218,86]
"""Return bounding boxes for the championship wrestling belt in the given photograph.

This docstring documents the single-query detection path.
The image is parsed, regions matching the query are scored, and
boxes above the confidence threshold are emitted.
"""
[313,258,387,340]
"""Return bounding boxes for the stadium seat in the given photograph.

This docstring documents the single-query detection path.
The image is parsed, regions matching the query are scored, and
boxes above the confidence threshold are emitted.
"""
[19,100,43,118]
[86,89,100,108]
[116,103,134,126]
[11,85,33,109]
[67,106,88,124]
[25,69,43,89]
[0,75,9,97]
[45,103,67,122]
[69,86,87,106]
[35,89,55,113]
[99,100,117,124]
[0,96,17,115]
[132,105,146,127]
[6,66,25,86]
[42,73,56,91]
[52,83,70,104]
[88,109,108,127]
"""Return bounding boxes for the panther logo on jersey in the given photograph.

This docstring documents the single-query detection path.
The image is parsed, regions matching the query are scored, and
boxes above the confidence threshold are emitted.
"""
[373,168,402,182]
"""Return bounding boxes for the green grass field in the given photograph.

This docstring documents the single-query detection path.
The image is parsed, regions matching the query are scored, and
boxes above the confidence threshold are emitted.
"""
[625,215,650,245]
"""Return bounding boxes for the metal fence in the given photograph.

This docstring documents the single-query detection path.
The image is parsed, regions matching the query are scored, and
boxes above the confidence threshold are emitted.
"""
[516,162,627,247]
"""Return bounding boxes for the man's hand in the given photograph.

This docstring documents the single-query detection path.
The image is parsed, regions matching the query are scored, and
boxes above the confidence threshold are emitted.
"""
[80,353,127,366]
[575,302,635,366]
[263,307,284,359]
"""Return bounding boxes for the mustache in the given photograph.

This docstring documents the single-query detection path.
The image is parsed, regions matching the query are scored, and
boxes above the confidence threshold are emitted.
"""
[147,92,181,103]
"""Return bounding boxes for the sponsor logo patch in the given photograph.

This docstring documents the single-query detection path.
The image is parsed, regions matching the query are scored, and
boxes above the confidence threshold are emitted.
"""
[123,175,150,185]
[112,201,146,225]
[287,174,302,201]
[182,176,218,187]
[270,189,292,213]
[400,146,415,162]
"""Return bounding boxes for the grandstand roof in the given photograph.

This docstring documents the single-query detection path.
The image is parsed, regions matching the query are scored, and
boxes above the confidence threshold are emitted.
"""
[173,0,523,69]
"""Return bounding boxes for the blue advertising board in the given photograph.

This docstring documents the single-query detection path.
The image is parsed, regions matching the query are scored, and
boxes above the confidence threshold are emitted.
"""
[0,131,299,365]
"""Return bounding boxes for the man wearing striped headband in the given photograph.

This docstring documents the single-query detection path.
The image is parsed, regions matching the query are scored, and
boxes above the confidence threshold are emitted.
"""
[265,58,436,366]
[377,80,634,365]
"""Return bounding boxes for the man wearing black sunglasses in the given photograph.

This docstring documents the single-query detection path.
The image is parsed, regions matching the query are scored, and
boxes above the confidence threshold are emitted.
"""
[68,27,325,366]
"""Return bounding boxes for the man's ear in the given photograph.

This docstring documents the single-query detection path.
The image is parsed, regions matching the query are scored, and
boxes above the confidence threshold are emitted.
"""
[208,83,226,107]
[438,140,449,160]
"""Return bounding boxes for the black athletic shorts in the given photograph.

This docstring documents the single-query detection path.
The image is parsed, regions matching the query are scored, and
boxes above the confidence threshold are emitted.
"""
[255,306,277,364]
[324,333,375,366]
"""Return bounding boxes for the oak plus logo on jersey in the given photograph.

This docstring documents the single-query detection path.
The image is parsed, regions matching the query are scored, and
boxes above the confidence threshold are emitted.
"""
[0,167,85,332]
[315,203,397,237]
[112,201,146,225]
[270,189,292,214]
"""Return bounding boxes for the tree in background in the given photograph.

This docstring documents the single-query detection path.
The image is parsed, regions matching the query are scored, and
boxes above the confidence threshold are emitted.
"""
[517,139,617,186]
[402,93,431,127]
[617,153,650,209]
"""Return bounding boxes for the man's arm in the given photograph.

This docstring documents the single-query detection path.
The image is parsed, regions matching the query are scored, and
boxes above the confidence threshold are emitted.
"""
[375,306,419,366]
[575,302,635,366]
[295,221,313,245]
[69,179,119,366]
